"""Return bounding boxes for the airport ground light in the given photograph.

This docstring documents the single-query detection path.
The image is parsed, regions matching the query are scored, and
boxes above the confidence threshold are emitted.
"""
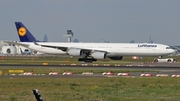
[0,67,156,76]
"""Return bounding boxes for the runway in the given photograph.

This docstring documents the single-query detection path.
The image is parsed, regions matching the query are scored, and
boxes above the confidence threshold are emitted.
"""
[0,62,180,78]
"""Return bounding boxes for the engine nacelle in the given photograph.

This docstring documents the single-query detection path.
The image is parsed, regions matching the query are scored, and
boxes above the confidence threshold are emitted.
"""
[108,56,123,60]
[67,49,82,56]
[91,52,106,59]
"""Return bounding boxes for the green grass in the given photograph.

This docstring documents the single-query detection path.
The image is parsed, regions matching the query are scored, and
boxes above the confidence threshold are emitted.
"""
[0,55,179,65]
[0,77,180,101]
[0,56,179,101]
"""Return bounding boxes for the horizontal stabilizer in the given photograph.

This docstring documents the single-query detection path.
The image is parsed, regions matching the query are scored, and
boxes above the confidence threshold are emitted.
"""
[4,41,29,48]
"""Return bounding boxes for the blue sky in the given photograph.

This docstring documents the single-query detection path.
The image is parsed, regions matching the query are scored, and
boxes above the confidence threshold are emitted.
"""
[0,0,180,45]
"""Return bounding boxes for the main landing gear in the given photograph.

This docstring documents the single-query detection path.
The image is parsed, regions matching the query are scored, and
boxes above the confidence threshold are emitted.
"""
[78,58,97,63]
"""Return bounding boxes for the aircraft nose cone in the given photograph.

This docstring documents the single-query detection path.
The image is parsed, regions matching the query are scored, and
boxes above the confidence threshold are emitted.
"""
[173,49,178,53]
[171,49,176,54]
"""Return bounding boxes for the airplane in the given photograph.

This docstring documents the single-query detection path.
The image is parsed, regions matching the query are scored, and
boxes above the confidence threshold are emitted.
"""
[4,22,175,62]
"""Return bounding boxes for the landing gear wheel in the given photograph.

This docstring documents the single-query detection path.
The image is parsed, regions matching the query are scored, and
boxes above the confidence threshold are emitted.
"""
[167,59,171,63]
[78,58,97,63]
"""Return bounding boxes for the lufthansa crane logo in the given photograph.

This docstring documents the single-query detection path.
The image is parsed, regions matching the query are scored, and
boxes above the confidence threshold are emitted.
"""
[18,27,26,36]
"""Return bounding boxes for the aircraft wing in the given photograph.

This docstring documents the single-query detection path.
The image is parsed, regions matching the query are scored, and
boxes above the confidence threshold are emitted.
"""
[3,41,29,48]
[36,43,106,53]
[40,44,68,51]
[40,44,92,53]
[33,42,69,51]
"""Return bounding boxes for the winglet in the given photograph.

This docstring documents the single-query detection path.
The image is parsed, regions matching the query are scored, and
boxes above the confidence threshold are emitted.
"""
[19,48,23,54]
[34,42,39,45]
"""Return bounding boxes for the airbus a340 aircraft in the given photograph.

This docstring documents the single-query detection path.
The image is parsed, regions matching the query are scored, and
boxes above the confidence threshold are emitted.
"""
[4,22,175,62]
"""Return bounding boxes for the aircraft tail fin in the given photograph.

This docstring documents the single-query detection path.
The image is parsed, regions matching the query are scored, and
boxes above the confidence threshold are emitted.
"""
[15,22,38,42]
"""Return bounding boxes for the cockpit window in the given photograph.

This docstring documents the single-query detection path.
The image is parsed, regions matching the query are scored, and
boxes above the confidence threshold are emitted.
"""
[166,47,173,49]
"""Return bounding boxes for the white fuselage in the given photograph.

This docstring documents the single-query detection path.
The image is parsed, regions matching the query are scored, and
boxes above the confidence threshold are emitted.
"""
[25,42,175,56]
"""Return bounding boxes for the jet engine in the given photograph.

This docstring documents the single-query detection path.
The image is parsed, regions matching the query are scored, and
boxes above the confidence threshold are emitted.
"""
[67,49,82,56]
[91,52,106,59]
[108,56,123,60]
